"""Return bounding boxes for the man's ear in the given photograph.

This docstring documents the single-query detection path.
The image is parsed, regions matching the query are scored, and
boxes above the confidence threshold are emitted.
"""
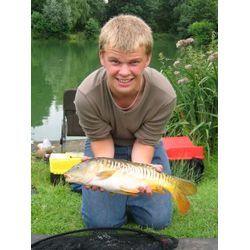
[99,50,105,66]
[146,54,152,67]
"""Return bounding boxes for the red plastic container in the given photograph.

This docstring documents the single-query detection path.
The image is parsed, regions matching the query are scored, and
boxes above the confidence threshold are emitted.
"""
[162,136,204,160]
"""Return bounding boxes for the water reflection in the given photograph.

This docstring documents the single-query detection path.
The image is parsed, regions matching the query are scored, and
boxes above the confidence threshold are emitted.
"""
[31,36,176,141]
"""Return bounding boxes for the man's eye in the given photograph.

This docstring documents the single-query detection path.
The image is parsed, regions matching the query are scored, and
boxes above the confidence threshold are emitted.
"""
[130,61,139,65]
[111,60,120,65]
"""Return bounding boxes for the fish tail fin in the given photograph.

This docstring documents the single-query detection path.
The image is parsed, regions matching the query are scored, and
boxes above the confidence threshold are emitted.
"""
[164,176,197,214]
[171,189,190,214]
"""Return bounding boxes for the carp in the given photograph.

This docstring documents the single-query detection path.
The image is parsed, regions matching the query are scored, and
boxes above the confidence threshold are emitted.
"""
[64,157,197,214]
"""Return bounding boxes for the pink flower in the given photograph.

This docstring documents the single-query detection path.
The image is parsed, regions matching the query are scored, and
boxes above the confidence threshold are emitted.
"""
[208,52,218,62]
[177,77,190,84]
[173,60,180,67]
[184,64,192,70]
[176,40,185,48]
[176,37,194,48]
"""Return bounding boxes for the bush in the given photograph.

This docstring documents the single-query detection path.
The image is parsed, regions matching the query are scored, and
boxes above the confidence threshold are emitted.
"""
[32,11,46,38]
[42,0,71,37]
[84,18,100,39]
[160,37,218,158]
[188,21,215,46]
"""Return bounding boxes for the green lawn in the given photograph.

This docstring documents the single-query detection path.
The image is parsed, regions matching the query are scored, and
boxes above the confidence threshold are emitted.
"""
[31,155,217,238]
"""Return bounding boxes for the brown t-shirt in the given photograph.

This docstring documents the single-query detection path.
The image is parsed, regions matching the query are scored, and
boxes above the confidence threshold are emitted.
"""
[74,67,176,146]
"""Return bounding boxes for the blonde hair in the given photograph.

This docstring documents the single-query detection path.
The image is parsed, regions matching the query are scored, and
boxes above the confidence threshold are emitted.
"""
[99,14,153,55]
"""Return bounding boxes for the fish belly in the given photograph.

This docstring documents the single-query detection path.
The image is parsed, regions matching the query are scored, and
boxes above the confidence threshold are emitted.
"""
[89,173,145,194]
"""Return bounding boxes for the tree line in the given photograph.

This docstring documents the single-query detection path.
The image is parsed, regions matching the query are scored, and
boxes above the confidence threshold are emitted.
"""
[32,0,217,45]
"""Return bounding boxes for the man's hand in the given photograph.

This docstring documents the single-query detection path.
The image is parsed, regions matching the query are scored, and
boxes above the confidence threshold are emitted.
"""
[138,163,164,196]
[84,185,105,192]
[81,155,105,192]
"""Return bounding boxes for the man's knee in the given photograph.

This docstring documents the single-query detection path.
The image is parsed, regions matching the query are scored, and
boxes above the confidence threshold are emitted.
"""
[150,213,172,229]
[132,208,172,229]
[82,212,126,229]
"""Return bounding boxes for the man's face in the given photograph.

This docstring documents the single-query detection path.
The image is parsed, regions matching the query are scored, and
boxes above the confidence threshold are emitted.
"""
[100,46,151,96]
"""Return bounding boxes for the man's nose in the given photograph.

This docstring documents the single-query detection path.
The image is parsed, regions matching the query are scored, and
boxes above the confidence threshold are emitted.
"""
[119,63,130,75]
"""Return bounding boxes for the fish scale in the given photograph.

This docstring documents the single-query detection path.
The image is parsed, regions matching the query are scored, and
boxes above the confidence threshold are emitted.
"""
[64,157,197,214]
[91,157,178,190]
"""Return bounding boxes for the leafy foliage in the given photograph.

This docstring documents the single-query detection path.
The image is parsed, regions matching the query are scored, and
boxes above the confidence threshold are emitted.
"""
[31,11,46,38]
[160,36,218,157]
[32,0,47,13]
[42,0,71,37]
[176,0,218,37]
[188,21,216,46]
[85,18,100,39]
[69,0,90,31]
[31,0,91,37]
[155,0,185,33]
[87,0,107,26]
[31,0,218,40]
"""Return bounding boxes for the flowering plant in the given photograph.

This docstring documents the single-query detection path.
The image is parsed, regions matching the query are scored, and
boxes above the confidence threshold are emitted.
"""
[160,36,218,157]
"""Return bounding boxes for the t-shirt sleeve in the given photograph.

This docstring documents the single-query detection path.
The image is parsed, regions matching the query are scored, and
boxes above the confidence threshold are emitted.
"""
[134,98,176,146]
[74,89,112,140]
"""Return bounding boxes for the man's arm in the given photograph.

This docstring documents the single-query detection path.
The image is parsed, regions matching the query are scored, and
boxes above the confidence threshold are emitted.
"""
[131,139,163,195]
[84,138,114,192]
[131,139,154,164]
[90,138,115,158]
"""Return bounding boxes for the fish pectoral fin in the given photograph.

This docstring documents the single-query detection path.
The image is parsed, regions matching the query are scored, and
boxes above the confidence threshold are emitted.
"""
[96,170,116,180]
[118,191,138,196]
[119,186,140,196]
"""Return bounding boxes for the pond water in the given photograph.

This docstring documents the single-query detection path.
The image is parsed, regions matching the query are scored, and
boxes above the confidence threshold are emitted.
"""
[31,35,177,141]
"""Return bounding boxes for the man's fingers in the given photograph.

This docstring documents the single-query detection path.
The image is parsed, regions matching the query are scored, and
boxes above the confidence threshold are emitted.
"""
[138,186,153,196]
[151,164,163,172]
[91,186,98,191]
[84,185,105,192]
[82,155,91,162]
[145,186,153,196]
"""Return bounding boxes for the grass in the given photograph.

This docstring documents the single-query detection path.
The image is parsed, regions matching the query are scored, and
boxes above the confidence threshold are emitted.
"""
[31,154,217,238]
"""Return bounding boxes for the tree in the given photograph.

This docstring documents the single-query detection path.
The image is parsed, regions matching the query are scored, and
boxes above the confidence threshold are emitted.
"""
[43,0,71,36]
[69,0,90,31]
[105,0,159,31]
[188,21,215,45]
[32,0,47,13]
[176,0,217,37]
[85,18,100,39]
[155,0,184,33]
[106,0,143,19]
[87,0,107,26]
[139,0,160,32]
[32,11,46,37]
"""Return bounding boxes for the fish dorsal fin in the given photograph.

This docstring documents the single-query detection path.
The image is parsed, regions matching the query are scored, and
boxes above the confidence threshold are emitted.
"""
[96,170,116,179]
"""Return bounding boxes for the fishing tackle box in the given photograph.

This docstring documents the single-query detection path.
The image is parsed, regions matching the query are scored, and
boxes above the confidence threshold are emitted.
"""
[162,136,204,160]
[162,136,205,182]
[49,152,83,185]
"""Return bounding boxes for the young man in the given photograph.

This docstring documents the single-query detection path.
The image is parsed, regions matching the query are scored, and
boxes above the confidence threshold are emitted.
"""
[74,14,176,229]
